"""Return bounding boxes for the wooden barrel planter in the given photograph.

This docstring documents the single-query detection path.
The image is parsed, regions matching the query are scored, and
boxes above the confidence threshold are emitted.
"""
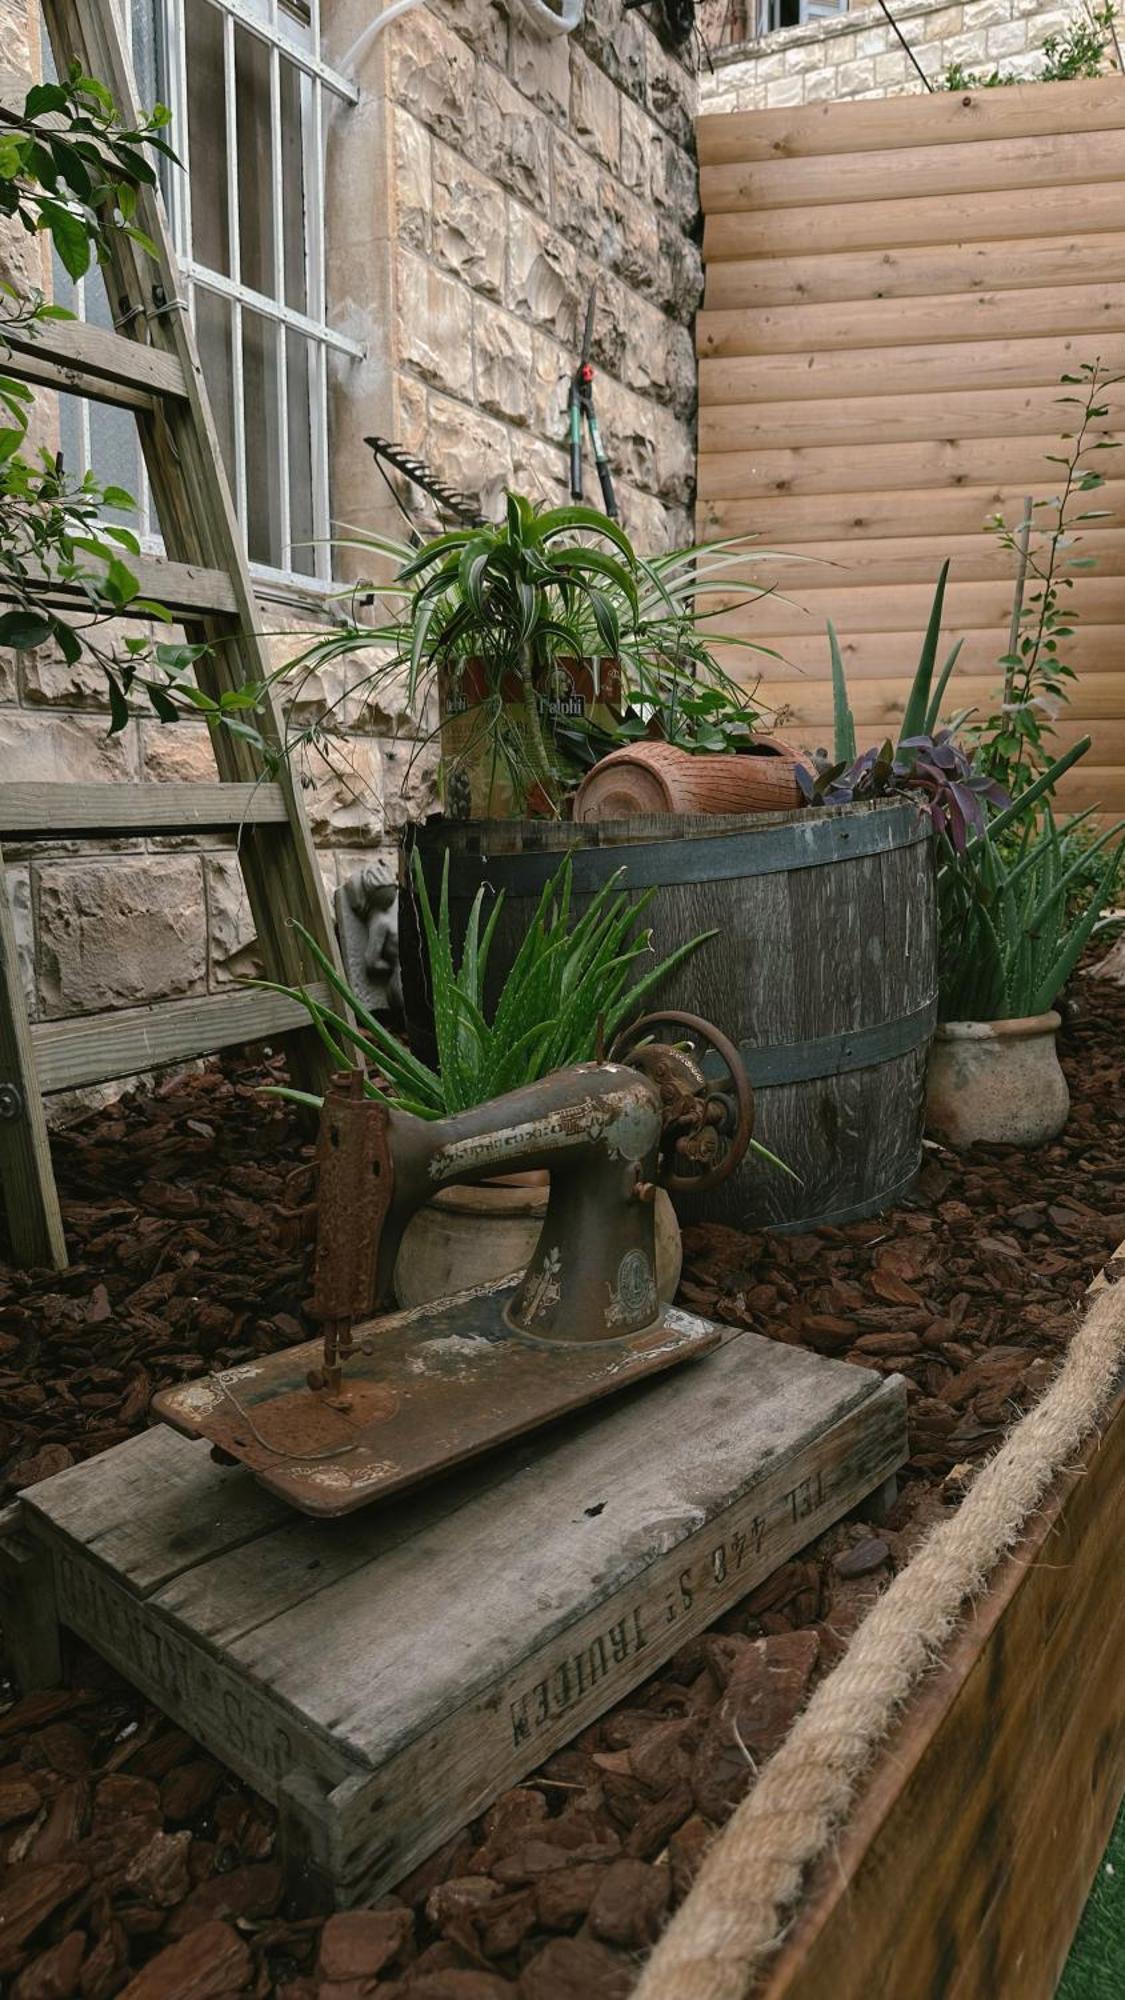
[400,800,937,1232]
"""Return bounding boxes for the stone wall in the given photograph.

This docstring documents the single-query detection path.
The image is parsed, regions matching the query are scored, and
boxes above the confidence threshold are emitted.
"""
[2,0,703,1078]
[325,0,700,557]
[700,0,1077,109]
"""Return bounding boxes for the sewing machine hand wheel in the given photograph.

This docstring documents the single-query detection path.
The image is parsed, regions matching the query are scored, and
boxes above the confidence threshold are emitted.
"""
[611,1010,754,1195]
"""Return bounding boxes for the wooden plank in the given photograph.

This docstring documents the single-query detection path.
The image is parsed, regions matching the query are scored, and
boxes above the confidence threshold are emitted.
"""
[20,1428,290,1593]
[0,838,66,1270]
[703,183,1125,264]
[718,625,1125,684]
[0,782,290,839]
[702,126,1125,215]
[703,234,1125,311]
[717,576,1125,639]
[698,478,1125,545]
[320,1374,908,1902]
[29,981,331,1093]
[698,382,1125,457]
[697,75,1125,165]
[700,331,1125,408]
[0,555,241,622]
[720,530,1125,590]
[2,317,188,406]
[697,434,1099,501]
[753,672,1125,730]
[18,1334,908,1902]
[759,1370,1125,2000]
[697,282,1125,359]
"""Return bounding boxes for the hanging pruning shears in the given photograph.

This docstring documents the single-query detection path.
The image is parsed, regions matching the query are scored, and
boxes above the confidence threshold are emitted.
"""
[567,285,618,520]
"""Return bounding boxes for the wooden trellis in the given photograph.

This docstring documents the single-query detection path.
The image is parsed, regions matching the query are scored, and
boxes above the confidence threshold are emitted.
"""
[0,0,342,1272]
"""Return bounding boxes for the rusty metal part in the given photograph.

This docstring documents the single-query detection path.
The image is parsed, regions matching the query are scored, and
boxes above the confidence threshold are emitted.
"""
[611,1011,754,1195]
[153,1283,721,1518]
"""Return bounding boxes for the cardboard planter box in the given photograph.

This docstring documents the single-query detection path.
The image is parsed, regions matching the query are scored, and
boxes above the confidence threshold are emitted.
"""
[439,655,623,818]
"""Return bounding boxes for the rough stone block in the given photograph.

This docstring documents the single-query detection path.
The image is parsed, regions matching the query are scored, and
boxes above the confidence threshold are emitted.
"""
[570,44,621,172]
[852,26,891,57]
[35,856,207,1017]
[1027,7,1071,45]
[139,719,221,790]
[620,98,653,198]
[203,853,261,988]
[394,110,432,255]
[419,386,515,515]
[396,249,474,397]
[0,710,137,787]
[528,331,570,444]
[443,0,509,67]
[594,173,661,301]
[474,298,536,426]
[510,19,570,116]
[389,7,476,146]
[380,734,440,830]
[475,64,550,208]
[5,864,35,1019]
[576,0,647,97]
[549,124,595,248]
[961,0,1012,22]
[432,141,505,298]
[653,136,699,232]
[763,74,806,105]
[508,427,569,507]
[875,49,912,82]
[644,40,695,150]
[835,56,877,92]
[507,205,580,343]
[302,735,385,847]
[986,18,1031,54]
[657,221,703,327]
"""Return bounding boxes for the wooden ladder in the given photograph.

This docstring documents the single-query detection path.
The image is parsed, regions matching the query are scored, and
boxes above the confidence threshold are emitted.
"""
[0,0,342,1271]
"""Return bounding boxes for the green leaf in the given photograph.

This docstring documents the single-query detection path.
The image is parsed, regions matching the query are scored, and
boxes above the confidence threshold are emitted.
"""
[42,202,91,280]
[0,609,54,650]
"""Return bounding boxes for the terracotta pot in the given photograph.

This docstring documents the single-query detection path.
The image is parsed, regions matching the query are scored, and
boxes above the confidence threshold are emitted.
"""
[925,1012,1070,1149]
[573,738,810,823]
[394,1174,682,1312]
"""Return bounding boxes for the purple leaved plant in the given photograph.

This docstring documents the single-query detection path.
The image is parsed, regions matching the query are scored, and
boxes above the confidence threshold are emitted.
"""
[796,729,1009,852]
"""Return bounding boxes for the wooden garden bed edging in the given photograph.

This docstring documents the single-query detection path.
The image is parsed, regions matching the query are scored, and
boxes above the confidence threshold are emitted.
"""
[748,1249,1125,2000]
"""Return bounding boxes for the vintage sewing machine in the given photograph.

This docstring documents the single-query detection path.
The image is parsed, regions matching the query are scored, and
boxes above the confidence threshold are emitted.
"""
[154,1011,752,1517]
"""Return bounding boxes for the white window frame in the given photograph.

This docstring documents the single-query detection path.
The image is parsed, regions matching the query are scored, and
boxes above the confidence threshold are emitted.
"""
[758,0,846,33]
[156,0,362,589]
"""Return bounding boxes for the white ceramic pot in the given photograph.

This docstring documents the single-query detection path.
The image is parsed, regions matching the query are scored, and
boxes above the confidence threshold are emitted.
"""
[394,1176,683,1312]
[925,1011,1070,1149]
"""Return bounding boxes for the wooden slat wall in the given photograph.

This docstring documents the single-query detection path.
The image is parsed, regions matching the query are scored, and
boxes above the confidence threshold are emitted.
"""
[696,76,1125,811]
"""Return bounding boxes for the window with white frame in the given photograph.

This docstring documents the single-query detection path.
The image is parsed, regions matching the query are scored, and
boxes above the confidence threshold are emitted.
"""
[758,0,846,32]
[52,0,361,587]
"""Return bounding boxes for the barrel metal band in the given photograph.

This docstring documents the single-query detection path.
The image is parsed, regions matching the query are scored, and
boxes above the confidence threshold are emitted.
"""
[424,805,929,898]
[732,998,937,1088]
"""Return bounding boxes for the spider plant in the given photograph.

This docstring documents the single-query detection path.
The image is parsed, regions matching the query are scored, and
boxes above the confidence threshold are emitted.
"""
[265,497,783,816]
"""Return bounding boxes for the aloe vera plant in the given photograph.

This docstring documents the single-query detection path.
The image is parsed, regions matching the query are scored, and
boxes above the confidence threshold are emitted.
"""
[937,804,1125,1021]
[260,853,716,1119]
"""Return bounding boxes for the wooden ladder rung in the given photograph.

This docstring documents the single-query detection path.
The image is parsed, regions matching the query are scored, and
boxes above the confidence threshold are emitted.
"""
[3,319,189,412]
[0,554,240,622]
[0,783,291,840]
[29,983,331,1094]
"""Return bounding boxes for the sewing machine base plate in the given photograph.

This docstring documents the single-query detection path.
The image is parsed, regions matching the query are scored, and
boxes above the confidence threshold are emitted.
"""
[151,1280,722,1516]
[11,1322,907,1909]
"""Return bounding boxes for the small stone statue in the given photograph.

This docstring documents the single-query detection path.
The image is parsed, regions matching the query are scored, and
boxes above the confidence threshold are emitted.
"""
[335,868,403,1022]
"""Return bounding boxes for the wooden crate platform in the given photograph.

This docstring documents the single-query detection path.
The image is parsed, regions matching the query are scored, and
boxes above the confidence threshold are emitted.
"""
[8,1318,905,1907]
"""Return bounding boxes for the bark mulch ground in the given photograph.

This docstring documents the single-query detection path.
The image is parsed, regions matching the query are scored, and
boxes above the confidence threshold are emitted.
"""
[1,974,1123,2000]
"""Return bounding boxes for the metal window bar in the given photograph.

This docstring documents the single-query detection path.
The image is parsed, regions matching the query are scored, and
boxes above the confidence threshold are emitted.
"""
[56,0,361,590]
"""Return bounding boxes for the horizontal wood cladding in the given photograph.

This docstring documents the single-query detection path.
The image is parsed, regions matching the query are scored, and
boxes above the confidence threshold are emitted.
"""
[704,236,1125,313]
[696,77,1125,802]
[697,75,1125,165]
